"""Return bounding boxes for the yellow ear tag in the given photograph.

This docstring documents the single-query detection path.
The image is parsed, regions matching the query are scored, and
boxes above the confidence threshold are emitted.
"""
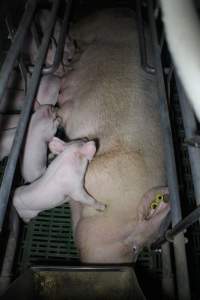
[150,193,164,210]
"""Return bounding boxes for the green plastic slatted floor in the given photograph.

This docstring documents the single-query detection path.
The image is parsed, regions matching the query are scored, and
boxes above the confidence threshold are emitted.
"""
[0,160,162,280]
[17,203,79,271]
[16,202,162,274]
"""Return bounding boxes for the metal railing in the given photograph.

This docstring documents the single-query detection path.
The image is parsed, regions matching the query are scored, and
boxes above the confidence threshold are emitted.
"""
[0,0,72,294]
[135,0,200,299]
[0,0,199,298]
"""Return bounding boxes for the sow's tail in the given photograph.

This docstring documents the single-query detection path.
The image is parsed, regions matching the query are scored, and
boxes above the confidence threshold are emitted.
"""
[160,0,200,121]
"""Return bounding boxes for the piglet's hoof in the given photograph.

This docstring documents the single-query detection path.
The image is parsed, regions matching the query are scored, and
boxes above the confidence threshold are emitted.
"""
[95,203,107,212]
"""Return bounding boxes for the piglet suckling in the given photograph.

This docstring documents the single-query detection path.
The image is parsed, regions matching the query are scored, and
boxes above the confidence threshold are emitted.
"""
[14,137,106,222]
[21,104,60,183]
[0,74,60,114]
[35,75,61,106]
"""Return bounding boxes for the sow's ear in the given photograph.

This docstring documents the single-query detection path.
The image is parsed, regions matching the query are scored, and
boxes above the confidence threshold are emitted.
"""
[80,141,96,161]
[124,186,170,260]
[138,186,170,236]
[49,137,66,154]
[141,187,170,220]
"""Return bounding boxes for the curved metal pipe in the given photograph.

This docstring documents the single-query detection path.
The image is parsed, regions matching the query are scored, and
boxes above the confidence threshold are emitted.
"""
[0,0,37,101]
[42,0,72,75]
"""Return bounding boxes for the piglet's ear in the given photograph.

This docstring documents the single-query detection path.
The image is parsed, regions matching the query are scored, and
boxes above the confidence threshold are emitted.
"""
[33,100,41,111]
[49,137,66,155]
[80,141,96,161]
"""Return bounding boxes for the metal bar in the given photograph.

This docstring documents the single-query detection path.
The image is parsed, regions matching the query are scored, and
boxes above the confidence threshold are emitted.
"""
[31,265,134,272]
[175,76,200,206]
[0,0,61,231]
[136,0,155,74]
[0,0,37,101]
[161,243,175,300]
[136,2,175,297]
[152,203,200,248]
[31,21,41,50]
[42,0,72,75]
[147,1,191,299]
[5,17,28,94]
[151,73,200,246]
[0,208,20,295]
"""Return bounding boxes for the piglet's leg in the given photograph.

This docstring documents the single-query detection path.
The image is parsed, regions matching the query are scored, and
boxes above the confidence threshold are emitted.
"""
[71,189,106,211]
[69,200,82,236]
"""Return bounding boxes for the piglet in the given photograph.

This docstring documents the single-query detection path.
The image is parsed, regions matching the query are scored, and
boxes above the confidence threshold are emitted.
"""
[37,9,76,66]
[0,75,60,113]
[21,105,60,183]
[0,114,20,160]
[13,137,106,222]
[0,128,16,160]
[36,75,60,106]
[0,89,25,113]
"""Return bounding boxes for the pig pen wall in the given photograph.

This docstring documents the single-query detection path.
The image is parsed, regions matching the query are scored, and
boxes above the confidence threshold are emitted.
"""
[0,0,200,299]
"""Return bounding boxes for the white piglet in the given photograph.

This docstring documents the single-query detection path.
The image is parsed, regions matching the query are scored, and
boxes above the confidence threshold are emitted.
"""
[14,137,106,222]
[1,75,60,113]
[21,105,60,183]
[35,75,61,106]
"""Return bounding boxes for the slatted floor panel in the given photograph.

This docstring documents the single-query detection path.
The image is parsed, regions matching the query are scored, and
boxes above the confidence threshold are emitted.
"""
[17,204,79,271]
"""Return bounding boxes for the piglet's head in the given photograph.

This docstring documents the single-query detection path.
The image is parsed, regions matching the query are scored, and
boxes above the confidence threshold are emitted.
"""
[49,137,96,161]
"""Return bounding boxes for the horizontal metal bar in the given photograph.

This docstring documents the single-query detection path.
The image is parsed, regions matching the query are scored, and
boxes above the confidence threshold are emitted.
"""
[31,265,133,272]
[42,0,72,75]
[147,1,190,299]
[0,0,61,231]
[0,0,37,101]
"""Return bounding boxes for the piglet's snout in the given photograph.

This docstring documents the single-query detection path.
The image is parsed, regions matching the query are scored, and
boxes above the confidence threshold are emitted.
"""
[53,107,63,126]
[80,141,96,161]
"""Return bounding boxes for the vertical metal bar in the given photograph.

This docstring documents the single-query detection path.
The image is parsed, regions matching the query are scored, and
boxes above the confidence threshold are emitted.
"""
[0,0,37,101]
[136,0,155,74]
[31,21,41,50]
[0,0,61,231]
[147,1,191,299]
[175,76,200,206]
[136,2,175,297]
[161,243,175,300]
[0,208,19,295]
